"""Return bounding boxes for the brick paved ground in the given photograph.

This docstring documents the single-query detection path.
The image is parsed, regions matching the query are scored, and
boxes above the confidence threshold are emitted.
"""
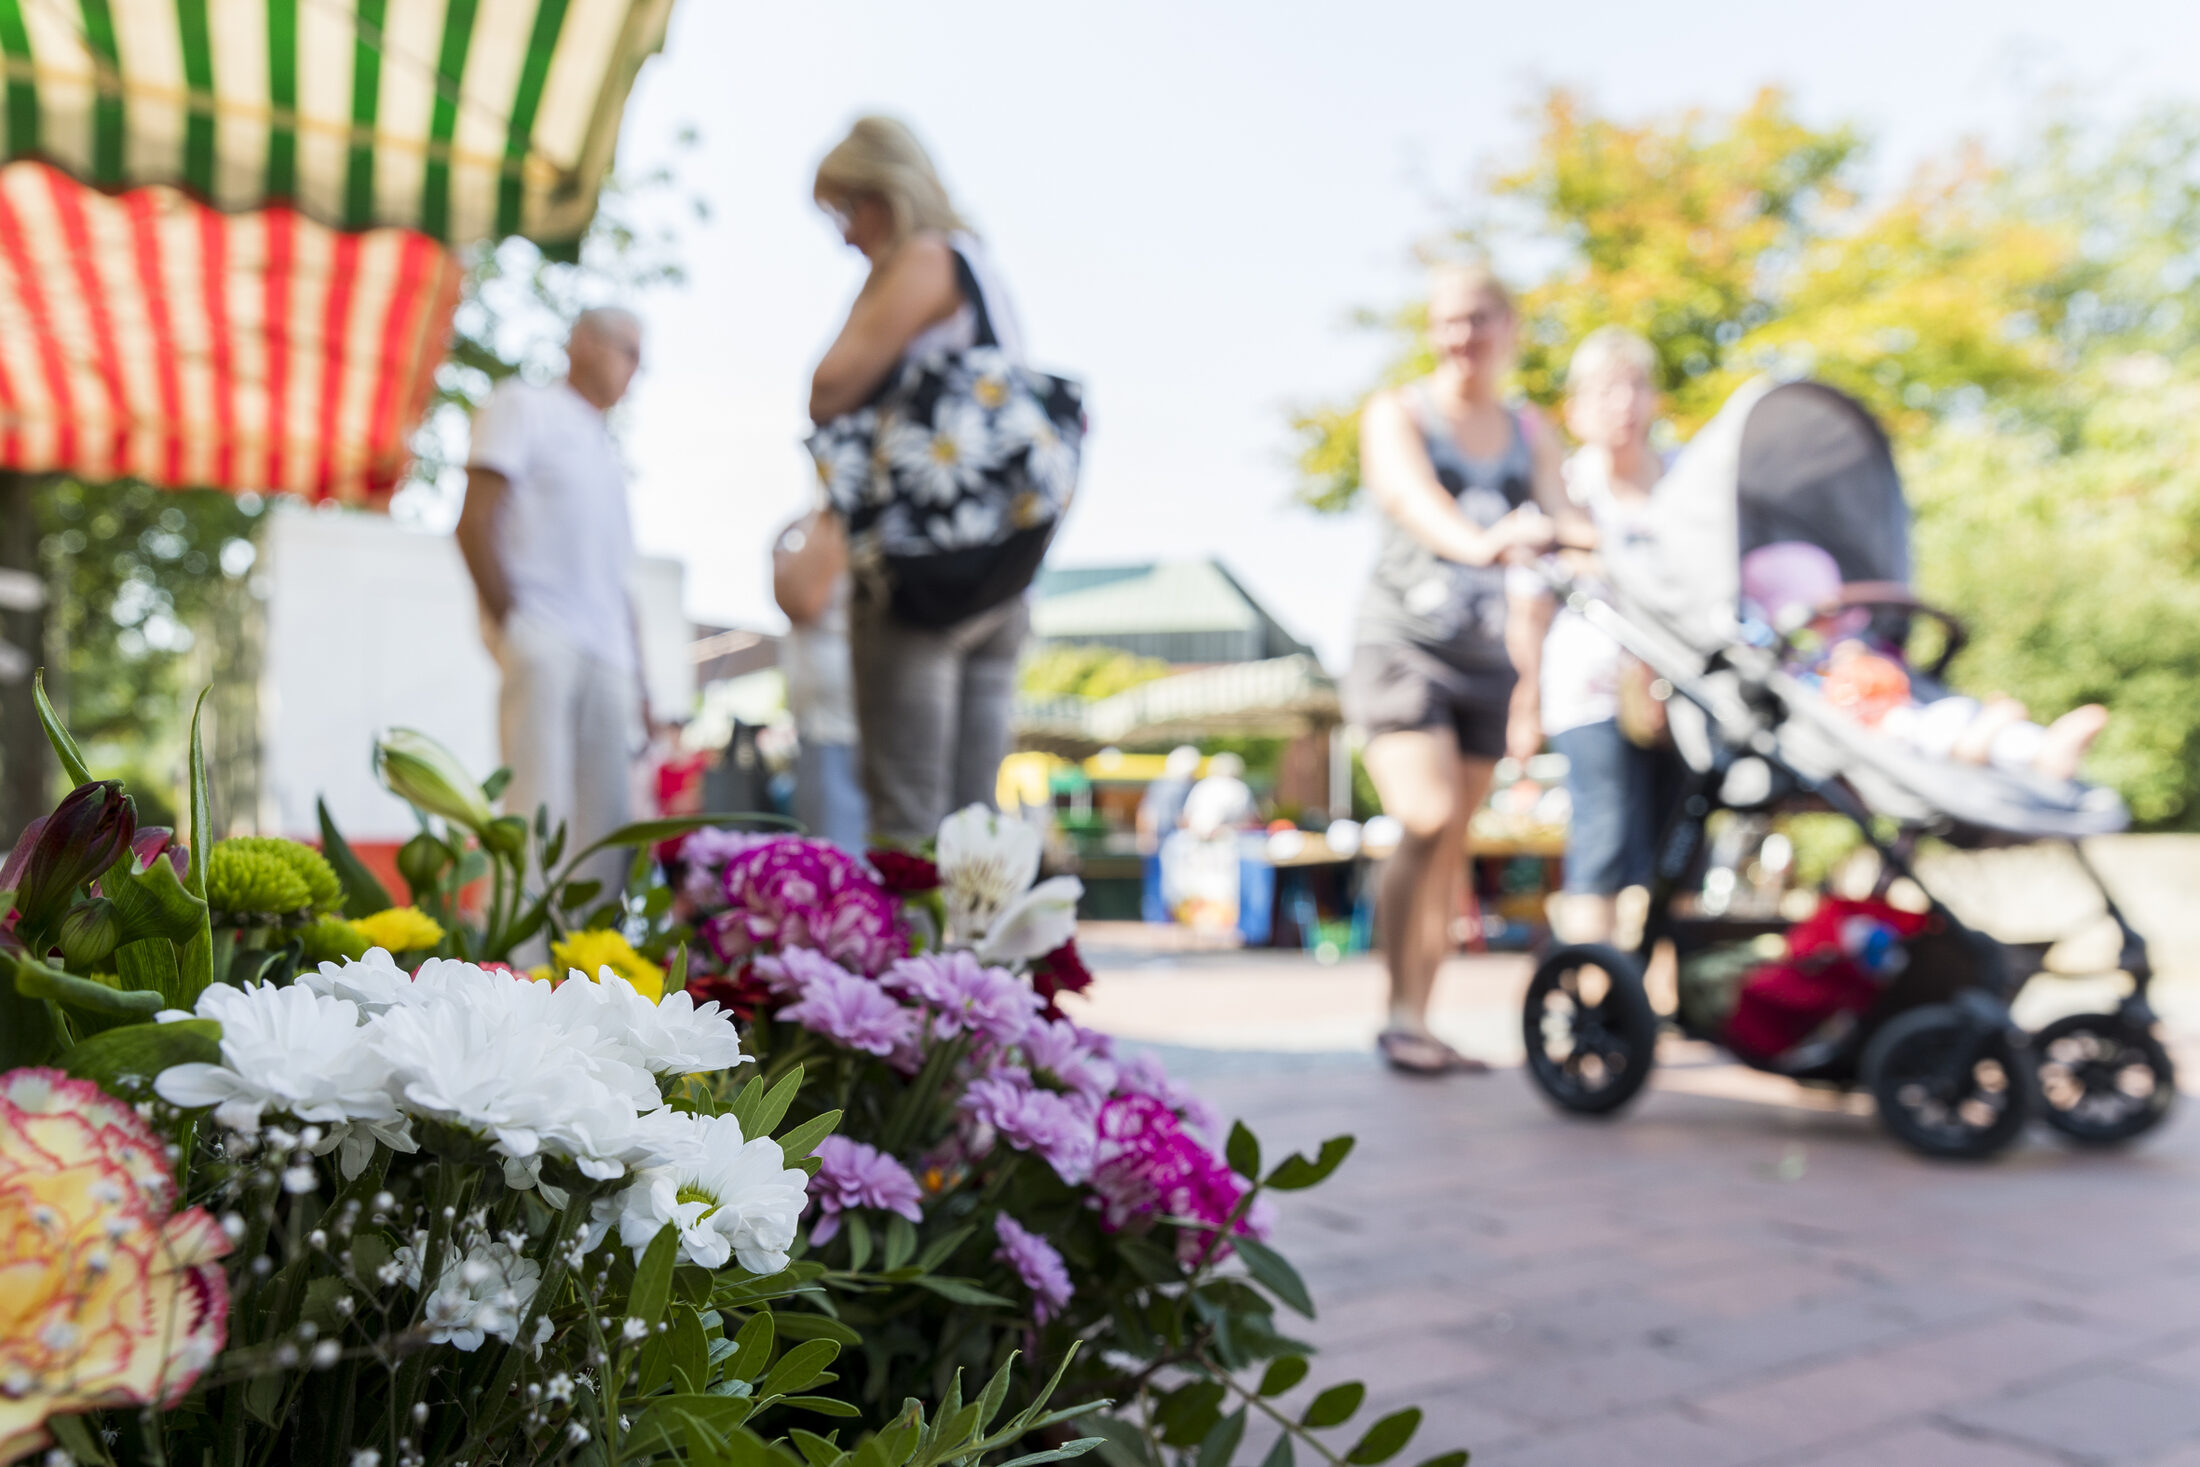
[1065,949,2200,1467]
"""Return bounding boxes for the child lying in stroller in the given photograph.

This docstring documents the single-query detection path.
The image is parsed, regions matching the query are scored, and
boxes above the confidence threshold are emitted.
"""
[1738,541,2108,782]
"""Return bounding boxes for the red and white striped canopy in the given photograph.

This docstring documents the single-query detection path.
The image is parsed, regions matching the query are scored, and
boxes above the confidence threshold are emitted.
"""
[0,0,674,503]
[0,159,461,501]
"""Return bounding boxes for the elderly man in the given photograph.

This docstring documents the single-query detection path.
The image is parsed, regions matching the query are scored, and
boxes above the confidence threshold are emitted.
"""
[455,308,650,880]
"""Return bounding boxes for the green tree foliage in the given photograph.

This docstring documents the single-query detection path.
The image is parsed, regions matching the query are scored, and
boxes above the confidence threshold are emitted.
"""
[1019,642,1174,700]
[1295,89,2200,825]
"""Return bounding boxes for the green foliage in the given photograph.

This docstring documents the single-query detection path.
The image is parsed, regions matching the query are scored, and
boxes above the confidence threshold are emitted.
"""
[1022,643,1175,701]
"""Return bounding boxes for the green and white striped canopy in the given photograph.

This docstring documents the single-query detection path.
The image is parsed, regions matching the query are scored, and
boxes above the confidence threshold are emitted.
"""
[0,0,673,250]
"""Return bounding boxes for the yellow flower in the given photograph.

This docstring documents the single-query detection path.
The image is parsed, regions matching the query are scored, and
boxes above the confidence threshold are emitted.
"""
[352,905,446,955]
[0,1068,230,1462]
[550,928,666,1003]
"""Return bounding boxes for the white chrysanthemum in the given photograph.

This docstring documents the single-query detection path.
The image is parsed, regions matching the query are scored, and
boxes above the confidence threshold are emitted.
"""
[598,1112,808,1274]
[545,967,749,1077]
[977,875,1085,964]
[937,804,1043,948]
[393,1233,542,1351]
[155,983,411,1169]
[883,400,994,506]
[299,946,417,1014]
[369,984,652,1184]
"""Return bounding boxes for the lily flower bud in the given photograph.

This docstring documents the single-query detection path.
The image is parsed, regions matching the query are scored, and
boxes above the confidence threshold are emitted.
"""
[3,782,136,934]
[374,729,495,836]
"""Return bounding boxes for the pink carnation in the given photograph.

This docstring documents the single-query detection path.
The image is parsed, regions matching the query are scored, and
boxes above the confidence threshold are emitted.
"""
[779,966,922,1057]
[994,1213,1074,1324]
[1089,1093,1259,1259]
[885,952,1042,1045]
[708,837,905,976]
[810,1136,925,1244]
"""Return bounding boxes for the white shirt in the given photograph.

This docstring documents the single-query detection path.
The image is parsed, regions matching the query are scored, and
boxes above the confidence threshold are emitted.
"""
[1535,452,1662,737]
[469,380,637,669]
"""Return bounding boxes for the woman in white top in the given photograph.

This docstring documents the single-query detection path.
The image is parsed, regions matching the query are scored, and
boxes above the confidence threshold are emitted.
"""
[1507,328,1680,947]
[803,116,1031,844]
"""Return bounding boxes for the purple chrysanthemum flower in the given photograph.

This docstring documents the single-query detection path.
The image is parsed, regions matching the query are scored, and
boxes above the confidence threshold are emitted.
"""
[709,838,906,976]
[809,1136,925,1244]
[994,1213,1073,1324]
[1089,1093,1259,1260]
[961,1069,1097,1185]
[885,952,1042,1045]
[779,966,922,1057]
[1020,1017,1118,1101]
[753,946,862,1000]
[1113,1048,1221,1139]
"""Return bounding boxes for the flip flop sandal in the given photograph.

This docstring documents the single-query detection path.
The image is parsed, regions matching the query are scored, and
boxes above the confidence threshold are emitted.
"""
[1378,1029,1491,1076]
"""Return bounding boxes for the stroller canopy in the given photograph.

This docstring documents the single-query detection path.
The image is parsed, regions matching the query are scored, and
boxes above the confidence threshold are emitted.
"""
[1630,378,1909,650]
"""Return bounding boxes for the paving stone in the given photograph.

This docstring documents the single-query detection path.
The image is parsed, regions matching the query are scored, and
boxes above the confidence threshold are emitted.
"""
[1942,1366,2200,1462]
[1788,1423,2066,1466]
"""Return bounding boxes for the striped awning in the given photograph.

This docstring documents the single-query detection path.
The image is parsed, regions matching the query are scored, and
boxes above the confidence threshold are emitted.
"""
[0,0,673,501]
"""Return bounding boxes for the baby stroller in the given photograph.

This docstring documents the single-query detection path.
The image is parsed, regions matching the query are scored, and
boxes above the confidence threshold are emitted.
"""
[1521,377,2175,1160]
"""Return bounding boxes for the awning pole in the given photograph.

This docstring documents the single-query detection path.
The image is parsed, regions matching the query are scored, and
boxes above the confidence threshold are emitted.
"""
[0,472,49,839]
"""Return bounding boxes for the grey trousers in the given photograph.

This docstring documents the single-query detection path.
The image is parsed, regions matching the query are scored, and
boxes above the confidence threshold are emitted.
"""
[849,592,1028,844]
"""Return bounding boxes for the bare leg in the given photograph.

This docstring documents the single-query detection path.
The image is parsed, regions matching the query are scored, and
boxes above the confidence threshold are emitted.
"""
[2034,704,2109,781]
[1952,696,2028,765]
[1550,893,1618,946]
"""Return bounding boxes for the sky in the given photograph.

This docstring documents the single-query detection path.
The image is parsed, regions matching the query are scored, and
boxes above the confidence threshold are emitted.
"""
[598,0,2200,671]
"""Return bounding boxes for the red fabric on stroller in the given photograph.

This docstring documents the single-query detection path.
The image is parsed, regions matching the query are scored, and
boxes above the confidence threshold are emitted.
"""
[1724,897,1931,1061]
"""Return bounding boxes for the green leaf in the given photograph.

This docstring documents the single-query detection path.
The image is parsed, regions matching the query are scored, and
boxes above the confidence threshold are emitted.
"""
[1156,1381,1228,1448]
[882,1213,917,1274]
[1411,1453,1467,1467]
[728,1309,774,1383]
[629,1396,760,1460]
[317,798,393,919]
[0,973,60,1069]
[482,765,514,801]
[627,1222,681,1332]
[974,1348,1014,1432]
[33,669,93,786]
[667,941,690,991]
[1197,1407,1247,1467]
[732,1066,806,1140]
[771,1312,861,1346]
[1264,1136,1355,1192]
[113,937,188,1010]
[558,878,604,912]
[996,1442,1109,1467]
[774,1109,841,1165]
[845,1213,873,1274]
[1234,1236,1316,1319]
[1300,1383,1365,1430]
[1257,1357,1310,1397]
[558,813,797,882]
[1225,1121,1261,1181]
[914,1224,974,1275]
[850,1402,924,1467]
[178,690,213,1000]
[60,1019,220,1094]
[103,844,207,946]
[758,1338,840,1398]
[778,1396,864,1420]
[910,1275,1013,1308]
[789,1429,846,1467]
[1259,1435,1294,1467]
[1082,1414,1159,1467]
[1345,1409,1422,1465]
[11,954,163,1018]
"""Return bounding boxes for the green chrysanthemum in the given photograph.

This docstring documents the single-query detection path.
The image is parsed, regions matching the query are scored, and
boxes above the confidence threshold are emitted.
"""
[299,915,372,965]
[206,837,343,919]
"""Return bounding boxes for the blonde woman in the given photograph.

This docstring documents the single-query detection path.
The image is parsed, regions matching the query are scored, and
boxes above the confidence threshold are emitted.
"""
[1507,328,1679,948]
[1347,263,1580,1075]
[804,116,1030,844]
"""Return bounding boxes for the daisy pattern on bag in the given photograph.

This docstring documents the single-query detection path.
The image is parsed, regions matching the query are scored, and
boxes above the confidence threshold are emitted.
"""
[927,497,1004,550]
[811,415,876,513]
[883,399,995,506]
[949,347,1018,412]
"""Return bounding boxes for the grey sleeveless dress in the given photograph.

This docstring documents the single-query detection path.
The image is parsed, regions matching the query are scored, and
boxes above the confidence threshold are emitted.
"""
[1345,384,1536,758]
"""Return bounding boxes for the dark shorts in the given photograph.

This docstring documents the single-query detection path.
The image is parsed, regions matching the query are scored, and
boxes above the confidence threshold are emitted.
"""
[1345,642,1515,761]
[1550,718,1685,896]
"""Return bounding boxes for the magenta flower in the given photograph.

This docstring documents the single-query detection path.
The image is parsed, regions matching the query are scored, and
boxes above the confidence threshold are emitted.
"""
[885,951,1042,1045]
[709,838,905,975]
[994,1213,1074,1324]
[960,1069,1097,1185]
[810,1136,925,1244]
[779,966,923,1057]
[1020,1017,1118,1102]
[1089,1093,1257,1259]
[1113,1048,1221,1140]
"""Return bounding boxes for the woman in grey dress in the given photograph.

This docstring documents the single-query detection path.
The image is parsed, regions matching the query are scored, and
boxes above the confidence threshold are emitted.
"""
[1347,262,1580,1074]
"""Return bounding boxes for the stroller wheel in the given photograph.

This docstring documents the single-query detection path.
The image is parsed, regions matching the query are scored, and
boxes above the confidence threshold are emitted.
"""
[2028,1012,2175,1146]
[1522,944,1657,1116]
[1863,1003,2028,1160]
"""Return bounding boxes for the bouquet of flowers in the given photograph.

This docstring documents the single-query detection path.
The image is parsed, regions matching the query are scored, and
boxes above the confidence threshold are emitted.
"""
[0,682,1100,1467]
[663,809,1463,1467]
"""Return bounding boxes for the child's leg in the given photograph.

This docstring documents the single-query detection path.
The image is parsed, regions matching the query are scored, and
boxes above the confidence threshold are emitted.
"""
[1952,696,2029,765]
[2031,705,2109,781]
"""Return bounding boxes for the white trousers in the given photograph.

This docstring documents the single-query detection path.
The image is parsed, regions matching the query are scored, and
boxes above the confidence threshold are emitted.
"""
[489,612,639,896]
